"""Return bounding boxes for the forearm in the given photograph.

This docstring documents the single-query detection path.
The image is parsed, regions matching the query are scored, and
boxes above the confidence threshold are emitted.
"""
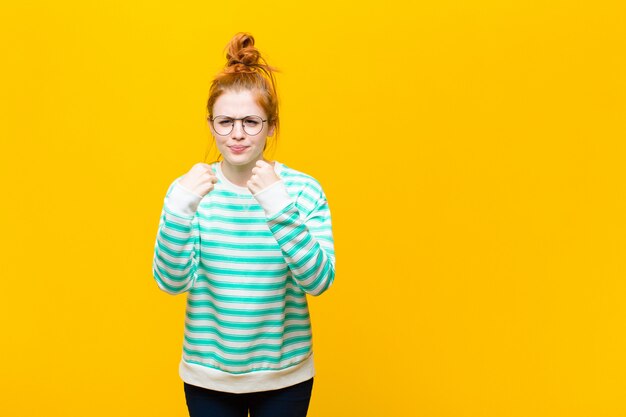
[254,181,336,296]
[269,204,335,295]
[152,181,203,295]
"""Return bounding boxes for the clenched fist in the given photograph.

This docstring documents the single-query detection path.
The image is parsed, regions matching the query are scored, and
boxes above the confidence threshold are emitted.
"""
[247,160,280,195]
[178,163,218,198]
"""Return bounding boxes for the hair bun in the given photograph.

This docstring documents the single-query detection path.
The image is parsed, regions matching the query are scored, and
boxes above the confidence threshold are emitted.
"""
[225,32,261,73]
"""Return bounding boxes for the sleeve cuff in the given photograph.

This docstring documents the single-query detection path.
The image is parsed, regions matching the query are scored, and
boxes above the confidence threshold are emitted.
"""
[165,182,203,217]
[253,180,292,218]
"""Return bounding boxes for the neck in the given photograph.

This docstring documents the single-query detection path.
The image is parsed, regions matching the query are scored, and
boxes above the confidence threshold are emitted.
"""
[221,158,274,187]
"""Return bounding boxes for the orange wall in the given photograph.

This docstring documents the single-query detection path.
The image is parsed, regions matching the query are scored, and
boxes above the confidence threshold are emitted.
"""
[1,1,625,416]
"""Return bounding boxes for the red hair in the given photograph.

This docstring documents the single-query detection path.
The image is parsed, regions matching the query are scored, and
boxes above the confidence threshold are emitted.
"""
[206,33,280,147]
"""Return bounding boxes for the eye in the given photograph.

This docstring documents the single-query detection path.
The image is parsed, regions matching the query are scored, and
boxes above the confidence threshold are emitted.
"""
[244,118,260,127]
[218,118,233,126]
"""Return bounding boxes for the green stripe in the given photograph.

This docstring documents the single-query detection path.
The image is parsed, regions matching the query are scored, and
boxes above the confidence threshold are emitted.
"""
[164,206,194,220]
[183,335,311,355]
[187,298,307,311]
[298,191,317,206]
[183,346,311,368]
[155,252,192,271]
[272,210,301,237]
[157,241,193,259]
[189,286,305,304]
[287,234,316,265]
[159,229,196,246]
[183,325,311,342]
[303,262,333,293]
[186,303,308,318]
[197,214,266,224]
[199,240,278,251]
[200,265,288,278]
[292,243,324,269]
[162,220,193,233]
[194,279,285,292]
[199,227,272,238]
[185,312,310,330]
[266,212,296,236]
[299,263,327,291]
[267,203,296,225]
[278,226,310,252]
[153,266,191,292]
[200,252,284,265]
[298,258,326,282]
[154,262,194,283]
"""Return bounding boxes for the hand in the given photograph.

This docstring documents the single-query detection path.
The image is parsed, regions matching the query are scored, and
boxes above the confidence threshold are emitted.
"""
[247,160,280,194]
[178,163,218,197]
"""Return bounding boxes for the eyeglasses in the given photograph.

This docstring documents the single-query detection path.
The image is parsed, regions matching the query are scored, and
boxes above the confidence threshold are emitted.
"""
[209,115,268,136]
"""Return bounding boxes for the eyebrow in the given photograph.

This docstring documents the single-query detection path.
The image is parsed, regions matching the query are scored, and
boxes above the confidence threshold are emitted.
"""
[213,115,267,120]
[215,114,262,117]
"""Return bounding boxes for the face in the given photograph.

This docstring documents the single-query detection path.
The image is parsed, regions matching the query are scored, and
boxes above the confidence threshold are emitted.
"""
[210,89,275,170]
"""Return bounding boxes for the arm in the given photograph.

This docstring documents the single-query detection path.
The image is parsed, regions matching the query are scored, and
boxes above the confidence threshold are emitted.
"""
[254,180,336,296]
[152,179,203,295]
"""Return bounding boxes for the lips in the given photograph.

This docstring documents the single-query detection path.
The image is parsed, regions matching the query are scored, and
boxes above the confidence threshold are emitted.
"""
[228,145,249,154]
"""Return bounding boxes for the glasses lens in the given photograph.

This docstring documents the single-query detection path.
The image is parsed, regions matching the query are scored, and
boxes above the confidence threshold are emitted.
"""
[243,116,264,135]
[213,116,233,135]
[212,116,265,136]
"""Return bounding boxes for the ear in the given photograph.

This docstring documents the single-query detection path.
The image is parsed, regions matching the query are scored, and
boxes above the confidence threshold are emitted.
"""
[267,123,276,137]
[207,117,216,136]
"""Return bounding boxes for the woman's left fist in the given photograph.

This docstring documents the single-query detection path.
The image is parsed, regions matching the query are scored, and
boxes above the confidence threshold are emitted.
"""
[247,160,280,194]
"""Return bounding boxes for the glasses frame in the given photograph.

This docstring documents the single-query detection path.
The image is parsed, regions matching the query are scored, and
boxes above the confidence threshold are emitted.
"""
[208,115,269,136]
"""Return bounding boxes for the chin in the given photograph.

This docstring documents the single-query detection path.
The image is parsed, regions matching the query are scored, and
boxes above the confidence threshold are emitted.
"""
[223,155,262,167]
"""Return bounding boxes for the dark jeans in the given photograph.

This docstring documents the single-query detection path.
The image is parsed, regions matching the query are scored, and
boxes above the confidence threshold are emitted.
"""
[184,378,314,417]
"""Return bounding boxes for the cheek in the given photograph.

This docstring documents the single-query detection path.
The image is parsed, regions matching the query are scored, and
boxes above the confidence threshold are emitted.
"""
[214,138,228,148]
[248,137,265,148]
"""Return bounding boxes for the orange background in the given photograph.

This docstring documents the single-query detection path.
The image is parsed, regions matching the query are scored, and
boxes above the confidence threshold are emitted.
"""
[1,1,625,416]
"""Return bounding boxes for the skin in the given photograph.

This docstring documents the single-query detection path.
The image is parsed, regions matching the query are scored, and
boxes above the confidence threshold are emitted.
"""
[178,89,280,197]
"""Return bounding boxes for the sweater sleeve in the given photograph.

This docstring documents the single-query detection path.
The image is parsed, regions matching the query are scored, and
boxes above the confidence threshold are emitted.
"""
[152,179,203,295]
[254,180,336,296]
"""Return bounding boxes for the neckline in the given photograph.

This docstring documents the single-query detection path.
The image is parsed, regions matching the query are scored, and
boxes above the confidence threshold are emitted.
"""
[215,160,282,194]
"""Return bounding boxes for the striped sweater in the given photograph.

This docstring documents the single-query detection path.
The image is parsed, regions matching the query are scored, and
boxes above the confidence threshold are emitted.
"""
[152,160,335,393]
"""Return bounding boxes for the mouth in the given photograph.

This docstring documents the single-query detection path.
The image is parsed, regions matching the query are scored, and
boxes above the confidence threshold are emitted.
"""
[228,145,249,153]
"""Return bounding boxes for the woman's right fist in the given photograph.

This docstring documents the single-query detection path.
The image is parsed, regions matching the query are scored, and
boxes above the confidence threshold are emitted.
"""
[178,163,218,198]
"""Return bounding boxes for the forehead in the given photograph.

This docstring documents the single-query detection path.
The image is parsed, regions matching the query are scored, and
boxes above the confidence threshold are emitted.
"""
[212,90,266,117]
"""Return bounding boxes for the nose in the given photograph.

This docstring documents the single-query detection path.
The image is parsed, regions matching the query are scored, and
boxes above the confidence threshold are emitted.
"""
[231,120,246,139]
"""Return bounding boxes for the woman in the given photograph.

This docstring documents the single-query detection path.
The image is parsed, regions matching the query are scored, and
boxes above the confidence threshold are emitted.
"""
[152,32,336,417]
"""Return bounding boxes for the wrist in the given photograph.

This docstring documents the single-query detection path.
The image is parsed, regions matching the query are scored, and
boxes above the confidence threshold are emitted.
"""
[166,181,203,217]
[253,180,292,217]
